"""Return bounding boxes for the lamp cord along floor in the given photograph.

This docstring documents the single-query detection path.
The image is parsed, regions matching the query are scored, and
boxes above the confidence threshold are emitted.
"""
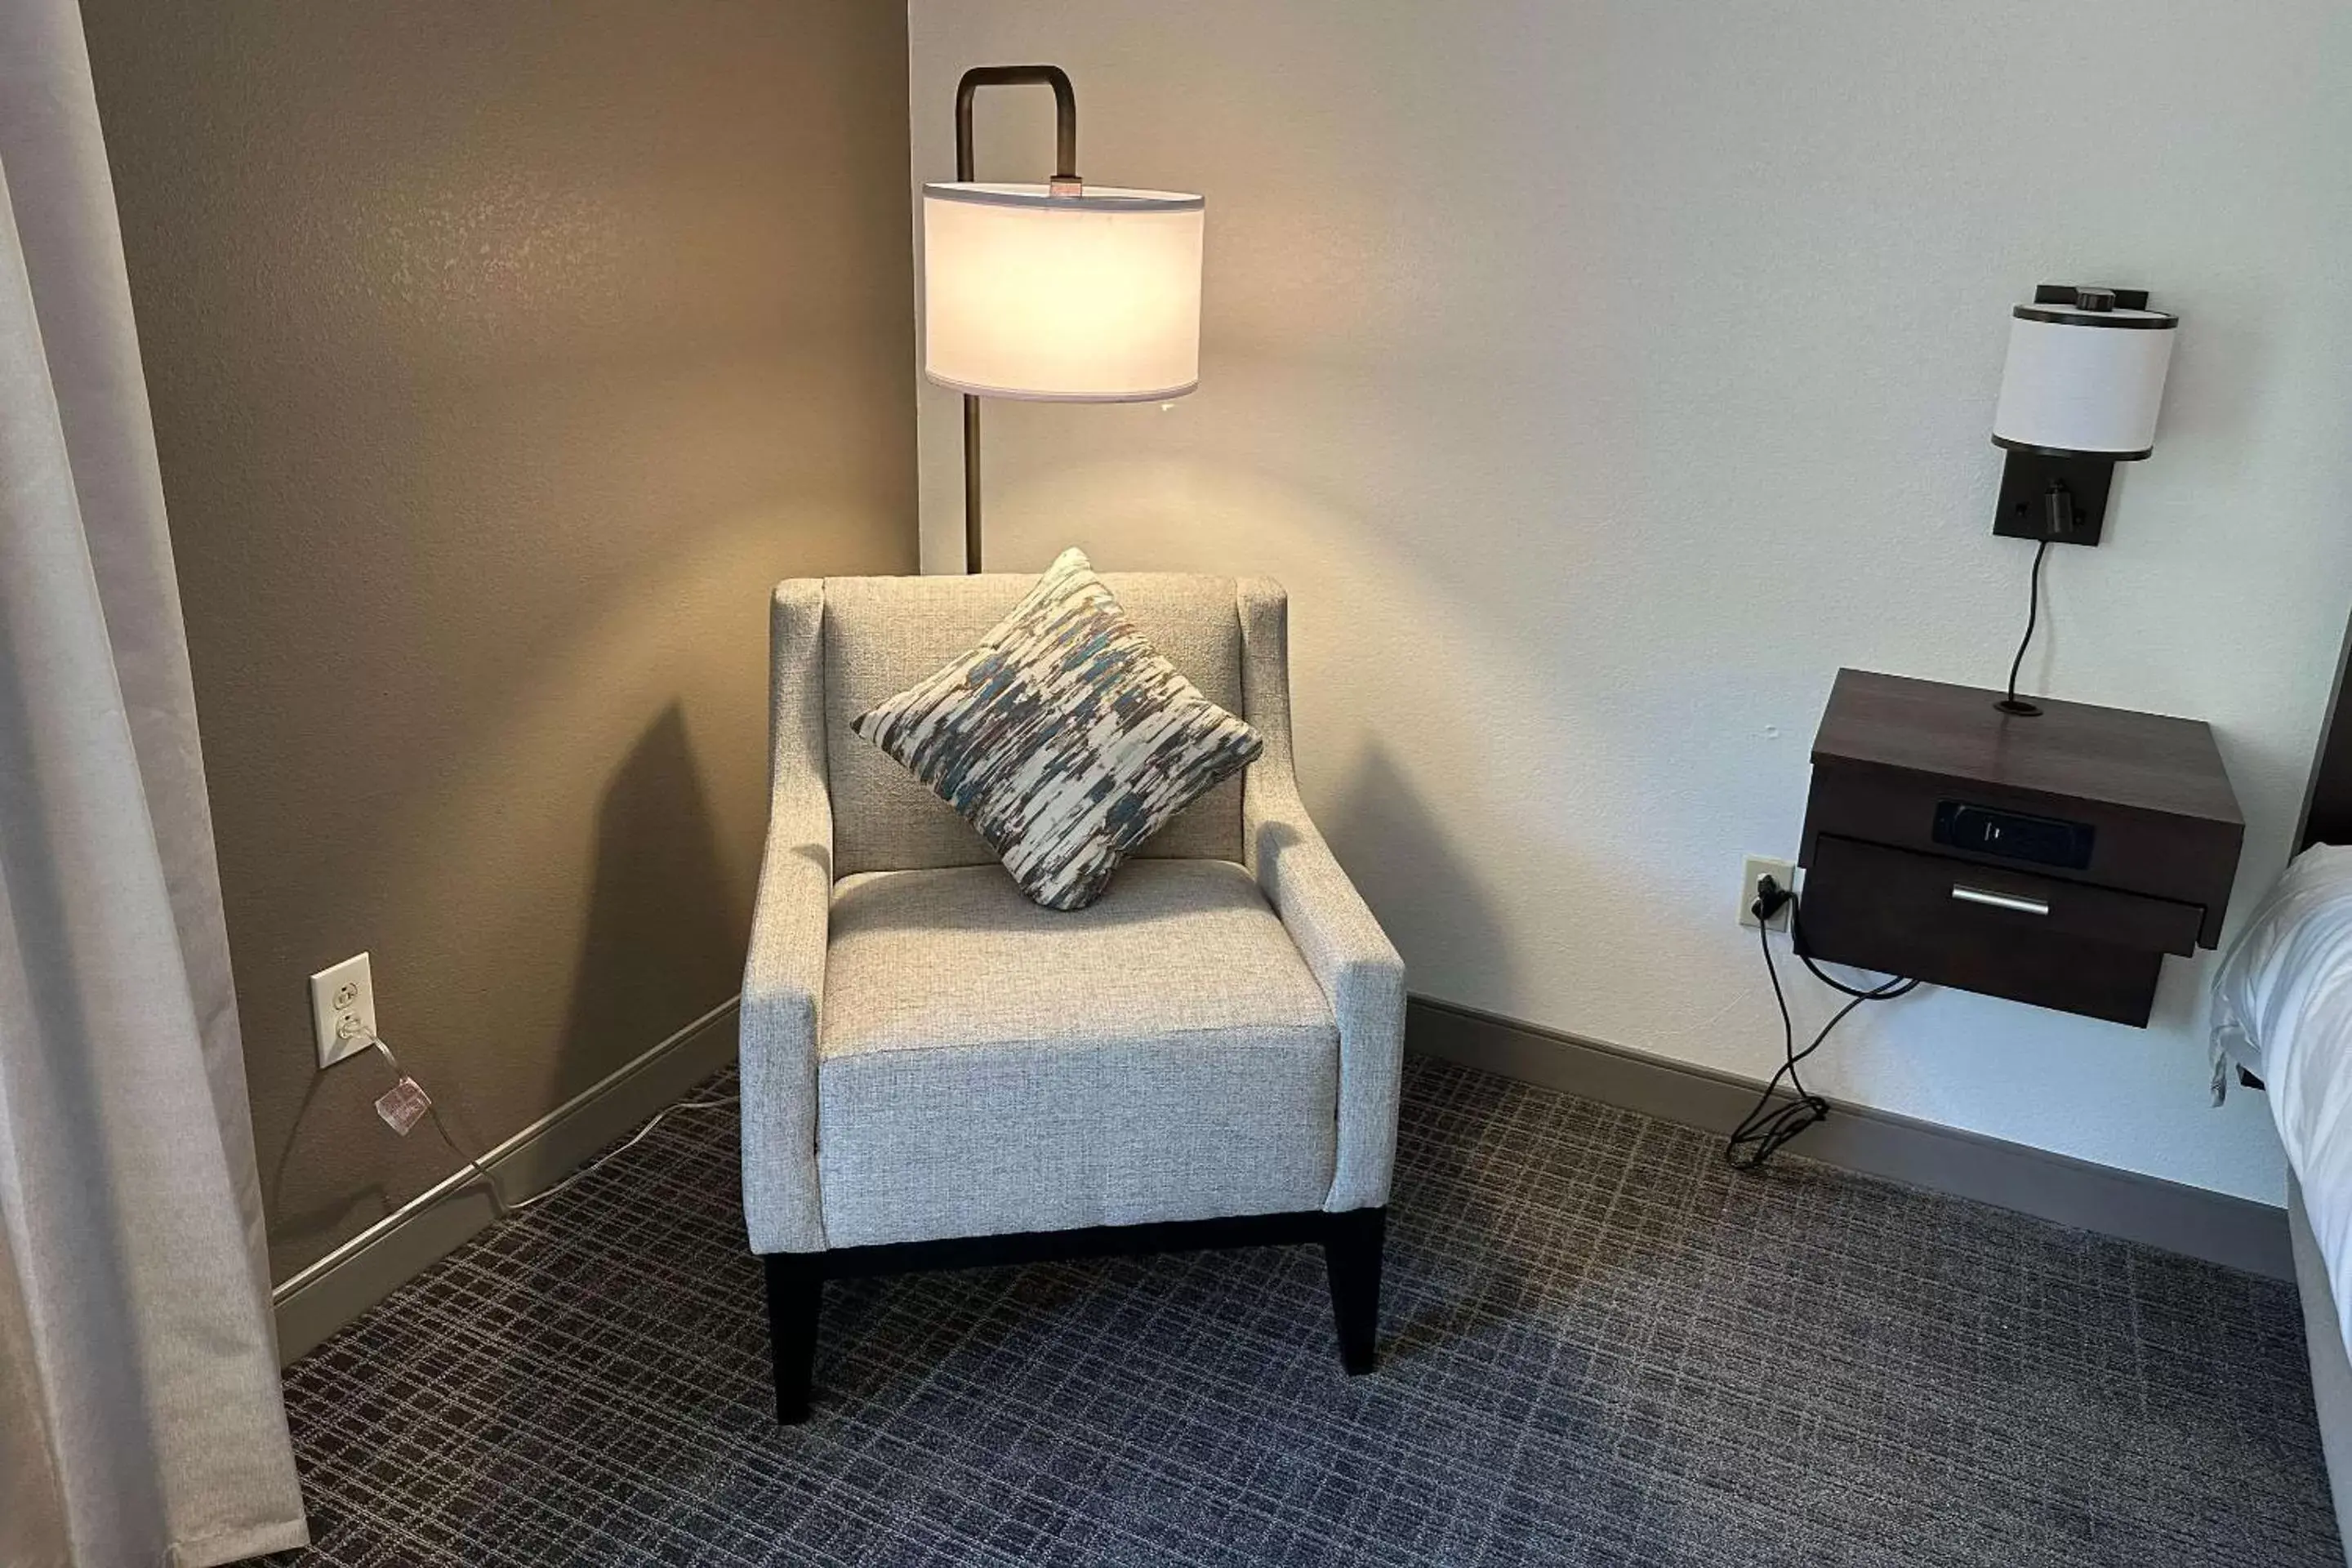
[358,1031,737,1218]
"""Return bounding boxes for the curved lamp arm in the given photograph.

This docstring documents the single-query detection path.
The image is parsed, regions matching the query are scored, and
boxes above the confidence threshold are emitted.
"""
[955,65,1077,184]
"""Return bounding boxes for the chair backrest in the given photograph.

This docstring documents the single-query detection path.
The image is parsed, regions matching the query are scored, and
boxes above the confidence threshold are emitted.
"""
[818,570,1246,875]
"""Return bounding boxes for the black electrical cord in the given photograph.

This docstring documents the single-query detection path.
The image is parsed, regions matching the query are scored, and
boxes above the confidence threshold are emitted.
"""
[1788,896,1910,1000]
[1726,880,1918,1171]
[1997,537,2052,716]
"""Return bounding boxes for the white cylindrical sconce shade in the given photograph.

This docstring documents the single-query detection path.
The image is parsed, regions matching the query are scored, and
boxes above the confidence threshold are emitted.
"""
[923,182,1203,402]
[1991,300,2177,458]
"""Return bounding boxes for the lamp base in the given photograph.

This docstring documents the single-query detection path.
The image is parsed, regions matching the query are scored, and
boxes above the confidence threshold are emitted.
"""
[1992,448,2114,546]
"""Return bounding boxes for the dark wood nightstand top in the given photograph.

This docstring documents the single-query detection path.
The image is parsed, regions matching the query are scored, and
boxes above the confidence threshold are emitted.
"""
[1811,669,2242,829]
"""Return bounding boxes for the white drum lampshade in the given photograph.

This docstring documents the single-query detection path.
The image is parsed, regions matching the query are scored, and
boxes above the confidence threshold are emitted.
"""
[1984,286,2179,585]
[923,182,1204,402]
[1991,294,2177,458]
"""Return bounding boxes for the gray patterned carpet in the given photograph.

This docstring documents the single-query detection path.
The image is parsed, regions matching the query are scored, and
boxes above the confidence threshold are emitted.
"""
[269,1058,2341,1566]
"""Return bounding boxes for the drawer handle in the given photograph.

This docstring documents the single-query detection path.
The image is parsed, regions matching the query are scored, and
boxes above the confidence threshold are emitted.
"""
[1952,884,2051,916]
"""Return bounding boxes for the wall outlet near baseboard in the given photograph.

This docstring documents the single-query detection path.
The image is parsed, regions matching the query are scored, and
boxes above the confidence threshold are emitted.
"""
[310,952,378,1069]
[1738,857,1796,932]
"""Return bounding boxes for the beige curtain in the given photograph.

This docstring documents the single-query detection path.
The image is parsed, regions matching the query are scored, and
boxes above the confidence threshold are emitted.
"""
[0,1,309,1562]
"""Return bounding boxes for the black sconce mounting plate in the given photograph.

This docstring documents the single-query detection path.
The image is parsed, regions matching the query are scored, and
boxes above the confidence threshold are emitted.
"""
[1992,448,2114,547]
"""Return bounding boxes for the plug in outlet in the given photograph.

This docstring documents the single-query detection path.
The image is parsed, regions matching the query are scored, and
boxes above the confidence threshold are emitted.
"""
[1738,857,1796,932]
[310,953,378,1069]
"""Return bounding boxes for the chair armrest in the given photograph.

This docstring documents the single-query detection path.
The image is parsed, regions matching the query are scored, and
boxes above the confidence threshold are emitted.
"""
[740,581,831,1254]
[1238,580,1406,1213]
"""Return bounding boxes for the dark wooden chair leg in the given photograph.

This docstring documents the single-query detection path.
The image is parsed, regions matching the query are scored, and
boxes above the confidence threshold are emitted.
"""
[764,1252,824,1424]
[1323,1206,1385,1375]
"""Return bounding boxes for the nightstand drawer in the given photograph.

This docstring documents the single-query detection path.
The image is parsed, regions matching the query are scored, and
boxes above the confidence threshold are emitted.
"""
[1801,766,2239,937]
[1807,834,2204,954]
[1798,835,2201,1026]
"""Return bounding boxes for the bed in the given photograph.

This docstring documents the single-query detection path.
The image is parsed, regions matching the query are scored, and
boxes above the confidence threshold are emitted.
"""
[2292,1176,2352,1548]
[2215,661,2352,1557]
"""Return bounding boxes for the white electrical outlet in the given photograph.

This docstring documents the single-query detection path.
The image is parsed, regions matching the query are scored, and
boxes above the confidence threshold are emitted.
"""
[310,952,378,1069]
[1738,856,1797,932]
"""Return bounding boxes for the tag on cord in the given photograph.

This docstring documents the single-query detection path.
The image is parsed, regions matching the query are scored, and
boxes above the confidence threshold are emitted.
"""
[376,1075,431,1137]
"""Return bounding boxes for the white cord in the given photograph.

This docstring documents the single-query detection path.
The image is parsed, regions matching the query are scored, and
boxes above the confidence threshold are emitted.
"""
[368,1036,510,1219]
[508,1092,737,1212]
[357,1028,735,1219]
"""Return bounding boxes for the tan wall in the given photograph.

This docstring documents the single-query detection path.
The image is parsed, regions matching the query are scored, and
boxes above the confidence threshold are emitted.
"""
[83,2,917,1280]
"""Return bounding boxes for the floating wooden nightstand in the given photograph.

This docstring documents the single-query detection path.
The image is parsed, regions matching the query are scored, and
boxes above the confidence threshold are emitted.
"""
[1797,670,2244,1027]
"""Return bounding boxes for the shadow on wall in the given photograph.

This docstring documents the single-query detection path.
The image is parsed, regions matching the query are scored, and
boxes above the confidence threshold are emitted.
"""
[267,702,741,1254]
[555,703,742,1100]
[1303,742,1557,1365]
[1312,737,1513,1016]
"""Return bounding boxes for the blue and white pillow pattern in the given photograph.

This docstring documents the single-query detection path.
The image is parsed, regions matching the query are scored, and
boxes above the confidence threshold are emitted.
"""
[853,548,1263,911]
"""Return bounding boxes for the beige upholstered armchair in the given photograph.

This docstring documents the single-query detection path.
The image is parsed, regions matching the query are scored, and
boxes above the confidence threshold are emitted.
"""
[740,570,1405,1423]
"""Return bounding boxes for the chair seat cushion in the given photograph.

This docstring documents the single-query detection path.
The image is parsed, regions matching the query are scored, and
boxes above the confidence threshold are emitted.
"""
[817,859,1339,1249]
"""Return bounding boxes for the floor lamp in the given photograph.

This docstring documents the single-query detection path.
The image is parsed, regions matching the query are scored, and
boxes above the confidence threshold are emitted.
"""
[922,66,1205,572]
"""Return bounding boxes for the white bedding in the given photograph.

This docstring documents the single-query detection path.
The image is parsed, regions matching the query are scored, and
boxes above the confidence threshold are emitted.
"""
[2214,844,2352,1353]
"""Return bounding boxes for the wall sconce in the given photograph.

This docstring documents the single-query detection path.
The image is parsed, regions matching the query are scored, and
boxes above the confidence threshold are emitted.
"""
[1990,283,2177,547]
[922,66,1205,572]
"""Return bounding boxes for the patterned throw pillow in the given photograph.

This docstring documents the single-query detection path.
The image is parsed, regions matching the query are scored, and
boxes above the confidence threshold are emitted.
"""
[852,548,1264,911]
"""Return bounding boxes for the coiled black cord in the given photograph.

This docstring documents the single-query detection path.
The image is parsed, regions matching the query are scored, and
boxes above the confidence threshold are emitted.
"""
[1726,880,1918,1171]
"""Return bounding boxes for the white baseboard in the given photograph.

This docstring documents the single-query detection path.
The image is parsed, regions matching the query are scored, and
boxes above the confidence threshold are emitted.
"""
[271,997,740,1365]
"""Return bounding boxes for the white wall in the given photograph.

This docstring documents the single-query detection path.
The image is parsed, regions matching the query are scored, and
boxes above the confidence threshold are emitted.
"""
[907,0,2352,1203]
